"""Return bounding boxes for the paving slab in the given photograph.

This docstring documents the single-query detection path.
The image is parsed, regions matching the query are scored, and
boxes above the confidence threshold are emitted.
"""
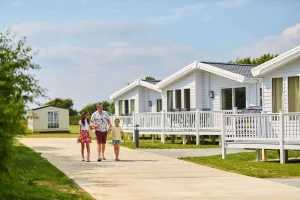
[20,138,300,200]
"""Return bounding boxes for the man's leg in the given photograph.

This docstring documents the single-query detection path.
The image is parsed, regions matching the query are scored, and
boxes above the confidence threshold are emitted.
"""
[101,143,106,158]
[97,144,101,159]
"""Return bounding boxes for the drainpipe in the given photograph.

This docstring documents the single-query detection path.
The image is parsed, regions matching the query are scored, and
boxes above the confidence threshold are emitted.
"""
[208,72,211,110]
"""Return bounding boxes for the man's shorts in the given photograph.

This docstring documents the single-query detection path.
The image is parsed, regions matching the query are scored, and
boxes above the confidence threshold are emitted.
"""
[112,140,121,145]
[95,131,107,144]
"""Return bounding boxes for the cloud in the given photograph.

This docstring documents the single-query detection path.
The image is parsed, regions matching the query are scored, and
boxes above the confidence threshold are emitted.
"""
[151,3,207,24]
[9,1,24,7]
[9,20,158,38]
[31,43,196,109]
[235,23,300,57]
[216,0,251,7]
[7,3,209,37]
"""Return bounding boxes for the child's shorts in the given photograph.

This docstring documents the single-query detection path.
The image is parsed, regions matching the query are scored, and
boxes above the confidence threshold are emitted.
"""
[112,140,121,145]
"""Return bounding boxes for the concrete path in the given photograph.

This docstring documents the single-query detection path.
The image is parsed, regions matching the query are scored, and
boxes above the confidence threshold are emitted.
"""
[141,148,252,158]
[20,138,300,200]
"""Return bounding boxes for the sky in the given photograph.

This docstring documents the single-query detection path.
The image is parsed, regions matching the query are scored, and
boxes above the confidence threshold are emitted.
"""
[1,0,300,110]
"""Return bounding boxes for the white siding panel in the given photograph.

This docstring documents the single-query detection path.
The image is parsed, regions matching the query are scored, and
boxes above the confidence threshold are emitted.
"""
[210,73,257,110]
[161,71,196,111]
[115,87,139,115]
[262,58,300,113]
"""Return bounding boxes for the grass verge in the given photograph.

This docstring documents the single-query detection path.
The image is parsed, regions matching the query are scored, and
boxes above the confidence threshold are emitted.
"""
[181,150,300,178]
[0,141,94,200]
[119,139,219,149]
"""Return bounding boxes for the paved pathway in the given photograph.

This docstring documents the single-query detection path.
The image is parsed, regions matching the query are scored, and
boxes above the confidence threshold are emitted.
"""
[20,138,300,200]
[141,148,252,158]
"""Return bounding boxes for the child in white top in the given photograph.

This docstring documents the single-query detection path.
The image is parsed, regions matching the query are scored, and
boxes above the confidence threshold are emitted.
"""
[109,118,124,161]
[78,111,92,162]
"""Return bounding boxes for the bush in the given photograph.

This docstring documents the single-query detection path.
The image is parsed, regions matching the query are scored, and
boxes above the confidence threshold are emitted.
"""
[70,115,81,125]
[0,30,45,173]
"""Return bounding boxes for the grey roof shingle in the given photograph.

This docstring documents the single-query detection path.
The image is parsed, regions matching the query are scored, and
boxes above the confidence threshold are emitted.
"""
[200,61,257,78]
[142,80,161,85]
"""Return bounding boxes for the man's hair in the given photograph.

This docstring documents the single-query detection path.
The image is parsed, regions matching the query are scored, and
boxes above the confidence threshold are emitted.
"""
[96,102,102,106]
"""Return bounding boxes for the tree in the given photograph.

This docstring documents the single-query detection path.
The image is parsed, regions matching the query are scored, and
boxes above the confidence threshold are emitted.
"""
[45,98,78,116]
[80,103,97,115]
[80,101,115,115]
[0,30,45,172]
[230,54,279,65]
[145,76,155,80]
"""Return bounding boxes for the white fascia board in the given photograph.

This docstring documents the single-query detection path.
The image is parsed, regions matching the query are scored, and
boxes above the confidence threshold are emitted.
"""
[198,62,246,83]
[109,80,138,100]
[251,45,300,77]
[157,61,198,89]
[139,80,162,92]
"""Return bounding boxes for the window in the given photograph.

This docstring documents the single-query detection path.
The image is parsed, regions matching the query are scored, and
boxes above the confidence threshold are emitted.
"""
[234,87,246,110]
[119,100,123,115]
[157,99,162,112]
[221,88,233,110]
[272,77,283,113]
[48,111,59,128]
[260,88,262,106]
[288,76,300,112]
[175,90,181,109]
[221,87,246,110]
[130,99,135,113]
[167,90,173,111]
[184,89,191,111]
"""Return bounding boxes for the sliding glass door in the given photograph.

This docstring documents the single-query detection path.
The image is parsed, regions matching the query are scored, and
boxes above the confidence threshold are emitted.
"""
[272,77,283,113]
[221,87,246,110]
[288,76,300,112]
[167,90,173,111]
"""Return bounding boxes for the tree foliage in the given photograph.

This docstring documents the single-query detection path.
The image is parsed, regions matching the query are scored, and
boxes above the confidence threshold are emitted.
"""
[79,101,115,115]
[145,76,155,80]
[45,98,78,116]
[229,54,279,65]
[0,30,45,172]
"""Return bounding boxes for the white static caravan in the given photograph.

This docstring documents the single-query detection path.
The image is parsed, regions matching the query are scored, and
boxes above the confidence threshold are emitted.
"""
[109,79,162,116]
[156,61,261,112]
[252,45,300,114]
[27,105,69,132]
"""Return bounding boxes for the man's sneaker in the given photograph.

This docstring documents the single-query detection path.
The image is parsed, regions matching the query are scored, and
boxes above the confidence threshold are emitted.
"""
[97,158,101,162]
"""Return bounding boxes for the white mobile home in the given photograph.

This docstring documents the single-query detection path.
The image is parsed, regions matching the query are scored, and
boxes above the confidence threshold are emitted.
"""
[27,105,69,132]
[109,79,162,116]
[156,61,261,112]
[251,45,300,113]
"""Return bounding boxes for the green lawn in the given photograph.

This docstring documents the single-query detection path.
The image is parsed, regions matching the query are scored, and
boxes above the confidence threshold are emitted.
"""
[119,139,219,149]
[24,125,80,138]
[181,150,300,178]
[25,126,219,149]
[0,141,94,200]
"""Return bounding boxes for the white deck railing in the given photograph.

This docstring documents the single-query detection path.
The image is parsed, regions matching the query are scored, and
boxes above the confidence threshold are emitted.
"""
[222,111,300,141]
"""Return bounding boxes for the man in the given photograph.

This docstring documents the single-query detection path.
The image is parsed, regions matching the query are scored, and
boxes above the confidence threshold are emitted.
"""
[91,102,112,161]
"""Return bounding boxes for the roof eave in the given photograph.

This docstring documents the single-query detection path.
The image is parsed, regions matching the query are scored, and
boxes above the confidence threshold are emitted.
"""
[157,61,198,89]
[251,45,300,77]
[198,62,247,83]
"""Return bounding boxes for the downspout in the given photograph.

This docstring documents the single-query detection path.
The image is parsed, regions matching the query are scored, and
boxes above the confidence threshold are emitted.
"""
[209,72,211,110]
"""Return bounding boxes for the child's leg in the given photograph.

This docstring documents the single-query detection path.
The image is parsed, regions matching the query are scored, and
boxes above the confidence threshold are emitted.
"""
[86,143,90,159]
[113,144,117,158]
[116,144,120,159]
[81,143,85,159]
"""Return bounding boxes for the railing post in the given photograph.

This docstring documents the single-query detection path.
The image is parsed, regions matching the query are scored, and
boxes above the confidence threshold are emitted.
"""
[221,112,226,159]
[132,112,136,142]
[161,110,165,144]
[279,110,285,164]
[196,109,200,145]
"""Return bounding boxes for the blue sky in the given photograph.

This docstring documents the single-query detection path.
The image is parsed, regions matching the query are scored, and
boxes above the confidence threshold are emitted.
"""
[1,0,300,110]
